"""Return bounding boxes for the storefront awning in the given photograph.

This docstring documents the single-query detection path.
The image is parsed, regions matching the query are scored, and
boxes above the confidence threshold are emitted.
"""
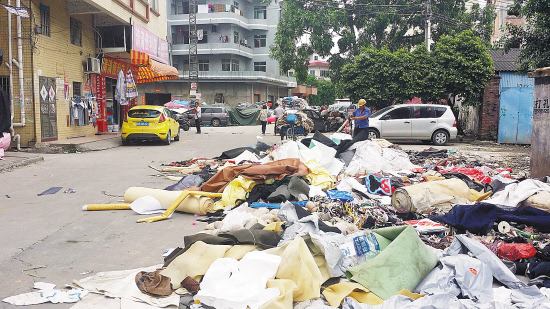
[130,50,179,83]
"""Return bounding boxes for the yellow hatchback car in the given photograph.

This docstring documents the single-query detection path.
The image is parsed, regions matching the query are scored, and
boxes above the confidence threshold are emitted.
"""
[121,105,180,145]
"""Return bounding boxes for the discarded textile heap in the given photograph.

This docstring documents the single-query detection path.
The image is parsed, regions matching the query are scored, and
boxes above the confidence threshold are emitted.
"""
[9,132,550,309]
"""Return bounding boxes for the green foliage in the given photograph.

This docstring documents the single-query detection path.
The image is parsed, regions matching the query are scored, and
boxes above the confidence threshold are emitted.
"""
[432,31,494,105]
[308,79,338,106]
[270,0,496,82]
[339,31,493,109]
[503,0,550,73]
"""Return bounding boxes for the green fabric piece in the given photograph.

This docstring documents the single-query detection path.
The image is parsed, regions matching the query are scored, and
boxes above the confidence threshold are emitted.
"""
[372,233,392,251]
[227,107,261,125]
[346,226,439,300]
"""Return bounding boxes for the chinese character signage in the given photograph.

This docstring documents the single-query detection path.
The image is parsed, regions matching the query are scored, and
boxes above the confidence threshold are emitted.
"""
[100,57,138,79]
[133,23,170,64]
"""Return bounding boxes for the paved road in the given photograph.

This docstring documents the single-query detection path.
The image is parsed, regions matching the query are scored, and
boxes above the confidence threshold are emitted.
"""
[0,124,481,307]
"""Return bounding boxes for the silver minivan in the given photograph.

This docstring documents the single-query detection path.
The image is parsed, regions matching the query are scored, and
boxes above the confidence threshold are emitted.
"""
[186,106,229,127]
[368,104,457,145]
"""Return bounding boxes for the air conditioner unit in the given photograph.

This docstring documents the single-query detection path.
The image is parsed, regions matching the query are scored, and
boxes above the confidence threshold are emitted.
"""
[86,57,101,74]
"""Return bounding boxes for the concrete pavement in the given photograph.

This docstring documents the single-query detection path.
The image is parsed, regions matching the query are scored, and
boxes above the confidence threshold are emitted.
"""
[0,152,45,173]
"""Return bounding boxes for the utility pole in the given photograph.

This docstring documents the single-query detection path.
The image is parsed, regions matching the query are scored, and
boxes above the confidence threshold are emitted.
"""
[188,0,198,99]
[425,0,432,52]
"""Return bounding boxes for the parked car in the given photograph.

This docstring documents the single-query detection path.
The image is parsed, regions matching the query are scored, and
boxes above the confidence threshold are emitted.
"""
[185,106,229,127]
[169,108,190,131]
[121,105,180,146]
[367,104,457,145]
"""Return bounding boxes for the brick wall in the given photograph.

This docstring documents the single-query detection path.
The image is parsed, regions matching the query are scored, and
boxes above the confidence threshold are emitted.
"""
[478,75,501,141]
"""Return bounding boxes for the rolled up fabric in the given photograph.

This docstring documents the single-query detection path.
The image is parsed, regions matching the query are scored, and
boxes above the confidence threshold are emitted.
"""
[391,179,490,213]
[124,187,214,215]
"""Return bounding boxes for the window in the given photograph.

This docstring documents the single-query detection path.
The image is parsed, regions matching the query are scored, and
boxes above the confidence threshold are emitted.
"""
[435,107,447,118]
[314,56,318,60]
[320,70,328,77]
[231,59,239,71]
[198,30,207,44]
[309,70,315,76]
[234,31,239,44]
[254,61,266,72]
[254,6,266,19]
[233,1,239,9]
[151,0,159,11]
[254,34,266,48]
[73,82,82,98]
[412,106,435,118]
[198,59,209,71]
[70,18,82,46]
[288,71,294,77]
[39,4,50,36]
[213,108,223,113]
[222,59,231,71]
[385,107,411,120]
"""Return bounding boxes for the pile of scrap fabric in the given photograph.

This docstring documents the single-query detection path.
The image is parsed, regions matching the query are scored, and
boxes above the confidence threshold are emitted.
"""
[11,132,550,309]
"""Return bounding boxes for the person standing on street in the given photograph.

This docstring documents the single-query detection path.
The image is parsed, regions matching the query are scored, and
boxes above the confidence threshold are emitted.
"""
[351,99,371,138]
[194,102,201,134]
[257,104,268,135]
[273,103,284,118]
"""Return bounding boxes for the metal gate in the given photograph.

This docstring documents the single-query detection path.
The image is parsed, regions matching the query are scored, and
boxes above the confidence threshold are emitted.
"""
[39,76,58,141]
[498,87,534,144]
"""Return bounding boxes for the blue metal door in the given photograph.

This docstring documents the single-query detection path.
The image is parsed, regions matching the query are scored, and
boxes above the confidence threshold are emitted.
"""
[498,87,534,144]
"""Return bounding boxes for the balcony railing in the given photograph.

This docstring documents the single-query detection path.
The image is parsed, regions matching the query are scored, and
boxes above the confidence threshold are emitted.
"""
[172,42,255,58]
[168,12,270,30]
[175,70,297,87]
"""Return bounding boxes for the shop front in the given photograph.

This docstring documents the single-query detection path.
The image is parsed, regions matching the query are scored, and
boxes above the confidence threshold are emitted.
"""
[91,51,178,133]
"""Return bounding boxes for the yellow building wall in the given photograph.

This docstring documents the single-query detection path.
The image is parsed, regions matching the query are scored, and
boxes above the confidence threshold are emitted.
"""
[0,0,35,146]
[31,0,98,143]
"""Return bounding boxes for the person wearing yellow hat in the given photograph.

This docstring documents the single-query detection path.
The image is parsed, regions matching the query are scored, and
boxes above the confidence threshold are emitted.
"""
[351,99,371,138]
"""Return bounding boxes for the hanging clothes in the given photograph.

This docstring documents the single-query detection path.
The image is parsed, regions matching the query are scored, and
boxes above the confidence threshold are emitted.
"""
[197,29,204,41]
[115,70,127,106]
[125,69,138,99]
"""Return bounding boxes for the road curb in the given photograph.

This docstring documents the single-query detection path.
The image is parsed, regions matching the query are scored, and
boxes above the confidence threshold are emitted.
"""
[0,156,45,173]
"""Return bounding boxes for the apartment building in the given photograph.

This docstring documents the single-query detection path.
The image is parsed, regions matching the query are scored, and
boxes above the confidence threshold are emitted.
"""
[0,0,177,146]
[152,0,296,105]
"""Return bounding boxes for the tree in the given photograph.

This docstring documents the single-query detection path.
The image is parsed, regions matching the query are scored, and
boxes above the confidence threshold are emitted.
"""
[270,0,495,81]
[309,79,338,106]
[339,46,412,109]
[503,0,550,73]
[338,31,493,110]
[297,75,338,106]
[432,31,494,107]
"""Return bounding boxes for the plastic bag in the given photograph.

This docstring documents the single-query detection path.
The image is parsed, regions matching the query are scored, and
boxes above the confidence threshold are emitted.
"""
[497,243,537,261]
[326,190,354,202]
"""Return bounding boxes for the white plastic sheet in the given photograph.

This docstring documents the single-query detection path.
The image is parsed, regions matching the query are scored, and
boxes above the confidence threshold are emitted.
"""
[415,254,494,303]
[485,179,550,207]
[3,282,88,306]
[344,141,417,176]
[194,251,281,309]
[129,195,165,215]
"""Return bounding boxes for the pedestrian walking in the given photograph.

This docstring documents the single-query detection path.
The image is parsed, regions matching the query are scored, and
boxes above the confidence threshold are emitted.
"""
[257,105,268,135]
[351,99,371,138]
[194,102,201,134]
